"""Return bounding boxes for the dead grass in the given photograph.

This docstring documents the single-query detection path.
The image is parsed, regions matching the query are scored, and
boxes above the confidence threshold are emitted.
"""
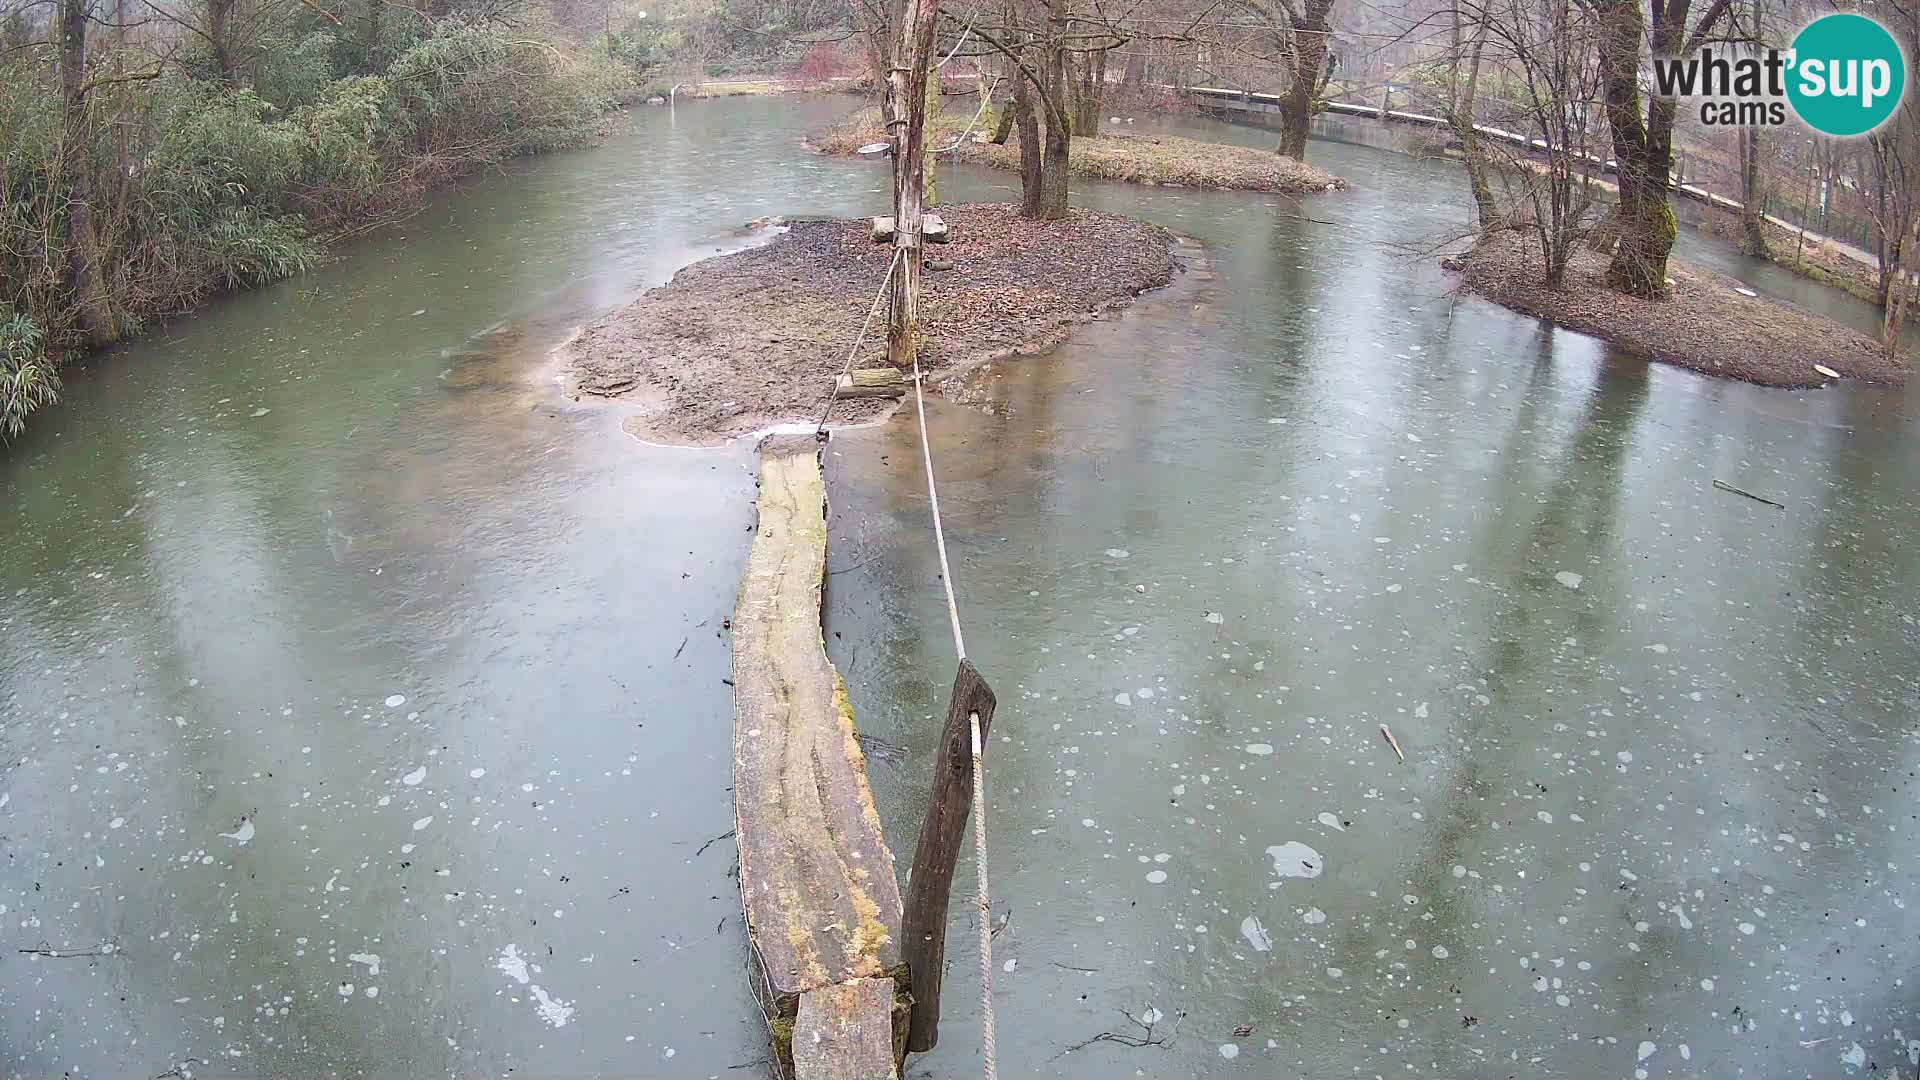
[815,106,1346,195]
[1451,231,1909,389]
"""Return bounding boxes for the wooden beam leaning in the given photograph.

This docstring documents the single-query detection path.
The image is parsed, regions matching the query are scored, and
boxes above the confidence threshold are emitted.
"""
[733,435,905,1077]
[899,658,997,1053]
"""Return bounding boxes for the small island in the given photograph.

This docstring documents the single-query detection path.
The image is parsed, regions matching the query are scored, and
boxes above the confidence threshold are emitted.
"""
[1450,232,1911,390]
[564,204,1180,443]
[816,106,1346,195]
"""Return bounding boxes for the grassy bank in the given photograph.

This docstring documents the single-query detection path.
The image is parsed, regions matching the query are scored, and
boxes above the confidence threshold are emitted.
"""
[1,21,629,439]
[816,105,1346,194]
[1691,202,1911,308]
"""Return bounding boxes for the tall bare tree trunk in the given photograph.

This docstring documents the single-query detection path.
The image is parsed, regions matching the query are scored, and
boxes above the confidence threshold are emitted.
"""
[1012,62,1042,214]
[858,0,891,98]
[1449,0,1499,229]
[1884,209,1920,356]
[1737,129,1768,257]
[207,0,236,82]
[1276,0,1332,160]
[60,0,112,346]
[1071,49,1105,134]
[364,0,383,71]
[883,0,938,368]
[1035,12,1070,220]
[1595,0,1674,297]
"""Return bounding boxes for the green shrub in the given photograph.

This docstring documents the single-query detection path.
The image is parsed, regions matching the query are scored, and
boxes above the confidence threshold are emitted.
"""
[0,309,57,440]
[0,20,626,442]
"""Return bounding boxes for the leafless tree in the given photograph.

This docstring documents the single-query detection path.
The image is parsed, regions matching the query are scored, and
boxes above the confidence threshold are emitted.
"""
[1582,0,1736,298]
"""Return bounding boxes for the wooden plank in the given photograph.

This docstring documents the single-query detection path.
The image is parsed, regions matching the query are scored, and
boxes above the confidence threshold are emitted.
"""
[793,979,901,1080]
[733,435,905,1068]
[836,369,906,399]
[899,659,997,1052]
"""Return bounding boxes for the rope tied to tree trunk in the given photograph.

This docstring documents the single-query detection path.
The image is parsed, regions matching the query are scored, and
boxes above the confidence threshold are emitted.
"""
[816,249,904,435]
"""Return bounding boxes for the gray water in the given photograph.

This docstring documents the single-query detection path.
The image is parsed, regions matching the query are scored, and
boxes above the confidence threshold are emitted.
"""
[2,96,1917,1080]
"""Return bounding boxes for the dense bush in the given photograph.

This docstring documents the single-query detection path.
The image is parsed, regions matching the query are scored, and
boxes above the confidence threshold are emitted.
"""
[0,16,627,440]
[0,308,56,440]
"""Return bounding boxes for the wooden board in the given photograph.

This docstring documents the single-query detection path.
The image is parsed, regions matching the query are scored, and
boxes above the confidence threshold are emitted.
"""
[836,368,906,399]
[733,435,904,1069]
[793,979,901,1080]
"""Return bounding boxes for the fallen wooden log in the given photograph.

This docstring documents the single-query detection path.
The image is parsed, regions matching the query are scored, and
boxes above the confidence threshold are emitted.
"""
[836,368,907,399]
[733,435,906,1077]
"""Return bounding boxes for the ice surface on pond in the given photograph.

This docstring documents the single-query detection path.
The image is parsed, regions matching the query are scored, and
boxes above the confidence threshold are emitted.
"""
[531,986,575,1028]
[1265,841,1323,879]
[1245,743,1274,756]
[401,766,426,786]
[1240,915,1273,951]
[495,944,530,985]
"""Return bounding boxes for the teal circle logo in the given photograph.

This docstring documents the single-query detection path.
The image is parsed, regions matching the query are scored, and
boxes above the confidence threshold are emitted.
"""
[1787,13,1906,137]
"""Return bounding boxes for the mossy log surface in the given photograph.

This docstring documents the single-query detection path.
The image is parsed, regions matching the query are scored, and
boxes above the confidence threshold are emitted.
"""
[733,434,904,1078]
[793,978,901,1080]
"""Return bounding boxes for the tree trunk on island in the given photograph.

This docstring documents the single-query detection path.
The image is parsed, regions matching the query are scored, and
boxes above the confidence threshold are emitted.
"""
[1595,0,1672,297]
[1276,0,1332,160]
[1035,18,1070,220]
[883,0,937,369]
[1593,0,1732,297]
[1012,66,1042,216]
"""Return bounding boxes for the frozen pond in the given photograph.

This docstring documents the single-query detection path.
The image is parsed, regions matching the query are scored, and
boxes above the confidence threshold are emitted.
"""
[2,95,1916,1078]
[824,127,1920,1077]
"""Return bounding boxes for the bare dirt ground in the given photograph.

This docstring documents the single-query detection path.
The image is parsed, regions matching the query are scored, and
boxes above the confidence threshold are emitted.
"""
[1449,231,1911,389]
[564,203,1178,443]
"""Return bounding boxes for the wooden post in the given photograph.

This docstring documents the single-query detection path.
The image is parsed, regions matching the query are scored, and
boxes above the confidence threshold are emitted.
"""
[884,0,939,369]
[900,659,997,1053]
